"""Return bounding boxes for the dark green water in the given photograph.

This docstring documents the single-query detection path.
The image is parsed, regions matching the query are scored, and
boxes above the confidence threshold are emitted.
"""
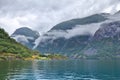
[0,60,120,80]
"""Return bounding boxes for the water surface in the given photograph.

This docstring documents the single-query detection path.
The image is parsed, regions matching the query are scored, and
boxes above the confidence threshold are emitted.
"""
[0,59,120,80]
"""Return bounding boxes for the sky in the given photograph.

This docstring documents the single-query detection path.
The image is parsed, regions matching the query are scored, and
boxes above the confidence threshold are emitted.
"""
[0,0,120,35]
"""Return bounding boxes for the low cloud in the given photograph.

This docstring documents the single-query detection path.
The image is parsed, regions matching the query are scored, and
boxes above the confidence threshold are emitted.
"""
[33,23,102,49]
[12,35,29,44]
[45,23,101,39]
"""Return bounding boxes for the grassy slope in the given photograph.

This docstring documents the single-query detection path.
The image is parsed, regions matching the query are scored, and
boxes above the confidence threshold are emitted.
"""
[0,28,67,60]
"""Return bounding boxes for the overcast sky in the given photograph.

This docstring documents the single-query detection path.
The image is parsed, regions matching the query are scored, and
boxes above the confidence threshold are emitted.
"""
[0,0,120,35]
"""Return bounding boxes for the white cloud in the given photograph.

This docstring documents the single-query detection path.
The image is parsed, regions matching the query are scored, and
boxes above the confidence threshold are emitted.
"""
[33,23,103,49]
[0,0,119,35]
[12,35,29,44]
[47,23,101,38]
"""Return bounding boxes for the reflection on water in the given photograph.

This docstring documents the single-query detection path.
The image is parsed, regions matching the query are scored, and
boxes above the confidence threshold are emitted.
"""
[0,60,120,80]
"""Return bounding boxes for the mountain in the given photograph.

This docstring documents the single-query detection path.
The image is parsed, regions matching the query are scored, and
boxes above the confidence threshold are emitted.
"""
[51,14,108,31]
[81,21,120,59]
[36,35,91,56]
[11,27,40,49]
[0,28,66,60]
[34,14,109,56]
[93,21,120,40]
[0,28,38,60]
[12,11,120,59]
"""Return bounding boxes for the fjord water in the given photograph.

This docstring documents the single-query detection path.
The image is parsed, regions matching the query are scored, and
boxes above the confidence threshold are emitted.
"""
[0,60,120,80]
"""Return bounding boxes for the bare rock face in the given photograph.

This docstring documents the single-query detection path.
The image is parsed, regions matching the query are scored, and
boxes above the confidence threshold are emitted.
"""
[93,21,120,40]
[82,21,120,59]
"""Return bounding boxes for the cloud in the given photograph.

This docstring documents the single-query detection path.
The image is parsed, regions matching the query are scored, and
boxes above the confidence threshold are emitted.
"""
[0,0,120,35]
[45,23,100,39]
[33,18,118,49]
[33,22,103,49]
[12,35,29,44]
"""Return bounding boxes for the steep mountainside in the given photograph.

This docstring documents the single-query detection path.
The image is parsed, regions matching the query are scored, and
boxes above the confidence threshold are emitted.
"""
[34,14,109,55]
[11,11,120,59]
[93,21,120,40]
[11,27,40,49]
[36,35,91,56]
[51,14,108,31]
[0,28,38,60]
[0,28,67,60]
[80,21,120,59]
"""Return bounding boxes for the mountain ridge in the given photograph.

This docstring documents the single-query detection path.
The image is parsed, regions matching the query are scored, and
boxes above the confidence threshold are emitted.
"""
[11,11,120,59]
[11,27,40,49]
[50,14,108,31]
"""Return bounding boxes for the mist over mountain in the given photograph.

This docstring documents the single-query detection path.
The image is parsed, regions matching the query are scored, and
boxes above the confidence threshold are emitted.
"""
[1,1,120,80]
[11,10,120,58]
[81,21,120,59]
[11,27,40,49]
[50,14,108,30]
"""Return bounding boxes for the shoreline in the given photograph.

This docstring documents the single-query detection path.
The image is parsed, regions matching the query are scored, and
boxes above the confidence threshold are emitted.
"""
[0,53,68,61]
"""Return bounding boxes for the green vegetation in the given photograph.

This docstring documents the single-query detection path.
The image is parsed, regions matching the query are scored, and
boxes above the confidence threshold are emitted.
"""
[0,28,67,60]
[45,54,68,60]
[0,28,38,60]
